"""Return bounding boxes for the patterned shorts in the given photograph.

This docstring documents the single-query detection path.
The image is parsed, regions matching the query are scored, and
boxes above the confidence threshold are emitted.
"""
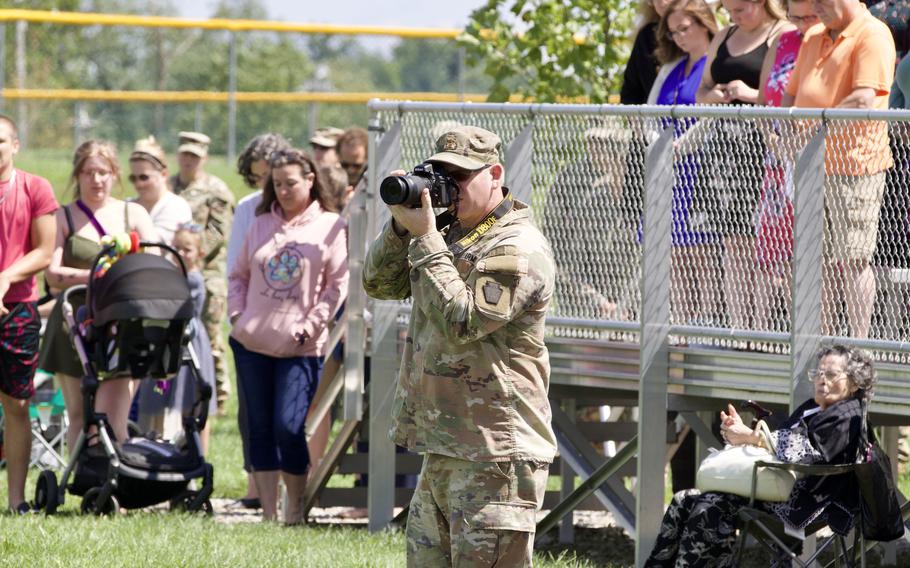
[0,302,41,400]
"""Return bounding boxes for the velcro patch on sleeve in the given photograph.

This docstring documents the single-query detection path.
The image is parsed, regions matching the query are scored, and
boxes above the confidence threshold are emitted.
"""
[476,255,528,275]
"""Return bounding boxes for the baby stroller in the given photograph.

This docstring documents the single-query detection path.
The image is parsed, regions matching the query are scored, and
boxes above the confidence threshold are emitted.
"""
[33,236,214,515]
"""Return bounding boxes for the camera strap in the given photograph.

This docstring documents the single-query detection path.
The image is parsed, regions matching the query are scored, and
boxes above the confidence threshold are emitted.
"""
[444,191,514,256]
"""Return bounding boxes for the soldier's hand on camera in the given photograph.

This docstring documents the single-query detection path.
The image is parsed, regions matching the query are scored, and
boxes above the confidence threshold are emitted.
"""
[389,188,436,238]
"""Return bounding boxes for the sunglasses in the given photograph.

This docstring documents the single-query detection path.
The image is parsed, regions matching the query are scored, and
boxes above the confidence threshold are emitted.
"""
[128,173,153,183]
[447,165,491,183]
[341,160,366,172]
[177,222,204,233]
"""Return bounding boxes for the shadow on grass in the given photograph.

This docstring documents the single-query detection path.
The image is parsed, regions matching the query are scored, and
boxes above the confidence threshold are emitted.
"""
[535,526,634,567]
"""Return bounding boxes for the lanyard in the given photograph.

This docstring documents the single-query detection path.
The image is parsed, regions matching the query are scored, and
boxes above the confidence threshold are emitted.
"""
[438,191,514,256]
[75,198,108,238]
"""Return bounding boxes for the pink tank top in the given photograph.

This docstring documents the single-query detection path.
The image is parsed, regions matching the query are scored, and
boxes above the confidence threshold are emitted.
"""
[764,30,802,107]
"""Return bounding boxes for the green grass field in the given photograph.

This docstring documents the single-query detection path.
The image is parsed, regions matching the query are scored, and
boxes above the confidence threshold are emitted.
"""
[0,365,609,567]
[0,319,605,567]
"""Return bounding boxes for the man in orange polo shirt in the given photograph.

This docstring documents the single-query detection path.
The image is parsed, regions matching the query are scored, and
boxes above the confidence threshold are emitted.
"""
[782,0,895,338]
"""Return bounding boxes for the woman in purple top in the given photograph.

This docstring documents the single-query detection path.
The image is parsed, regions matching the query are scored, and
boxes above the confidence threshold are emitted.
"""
[649,0,721,324]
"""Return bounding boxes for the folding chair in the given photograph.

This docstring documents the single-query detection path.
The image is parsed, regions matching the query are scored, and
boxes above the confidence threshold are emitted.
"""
[735,461,866,568]
[0,371,69,471]
[28,384,68,470]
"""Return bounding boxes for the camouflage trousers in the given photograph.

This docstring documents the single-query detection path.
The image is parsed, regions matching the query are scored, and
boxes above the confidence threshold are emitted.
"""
[406,453,549,567]
[202,273,229,406]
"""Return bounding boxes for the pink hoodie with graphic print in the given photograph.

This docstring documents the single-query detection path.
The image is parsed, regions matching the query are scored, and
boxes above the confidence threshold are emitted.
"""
[228,200,348,358]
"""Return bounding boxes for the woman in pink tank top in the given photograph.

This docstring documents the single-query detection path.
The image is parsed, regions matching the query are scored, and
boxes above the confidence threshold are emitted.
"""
[754,0,820,332]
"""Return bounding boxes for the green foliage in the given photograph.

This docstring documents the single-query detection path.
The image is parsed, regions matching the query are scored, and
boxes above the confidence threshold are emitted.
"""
[0,0,488,154]
[461,0,638,103]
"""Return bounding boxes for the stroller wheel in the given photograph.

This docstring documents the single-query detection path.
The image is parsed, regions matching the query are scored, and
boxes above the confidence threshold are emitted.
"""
[81,487,119,516]
[34,470,59,515]
[170,491,214,516]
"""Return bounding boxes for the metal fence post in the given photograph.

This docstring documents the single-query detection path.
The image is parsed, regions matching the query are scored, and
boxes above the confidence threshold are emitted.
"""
[0,24,6,113]
[15,20,26,148]
[790,126,826,408]
[559,398,577,544]
[74,101,82,146]
[636,125,674,566]
[194,103,203,134]
[366,118,402,533]
[457,47,466,101]
[505,121,534,204]
[226,31,237,162]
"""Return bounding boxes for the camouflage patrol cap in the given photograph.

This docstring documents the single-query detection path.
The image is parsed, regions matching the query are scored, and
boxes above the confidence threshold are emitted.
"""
[310,127,345,149]
[427,125,501,171]
[177,131,211,157]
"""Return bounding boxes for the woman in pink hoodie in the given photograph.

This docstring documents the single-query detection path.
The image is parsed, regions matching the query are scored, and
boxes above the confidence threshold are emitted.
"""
[228,148,348,524]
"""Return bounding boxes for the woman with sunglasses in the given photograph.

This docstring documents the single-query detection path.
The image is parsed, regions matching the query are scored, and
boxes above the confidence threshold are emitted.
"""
[128,136,192,245]
[41,140,159,450]
[228,148,348,524]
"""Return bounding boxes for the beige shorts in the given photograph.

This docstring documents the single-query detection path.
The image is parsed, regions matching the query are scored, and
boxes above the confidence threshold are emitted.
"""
[823,172,885,263]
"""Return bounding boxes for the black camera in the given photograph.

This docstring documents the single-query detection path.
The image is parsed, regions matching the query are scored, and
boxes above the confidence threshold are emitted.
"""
[379,162,458,208]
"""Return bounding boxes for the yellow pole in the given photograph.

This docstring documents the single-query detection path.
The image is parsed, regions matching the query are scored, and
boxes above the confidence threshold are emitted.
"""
[0,9,462,39]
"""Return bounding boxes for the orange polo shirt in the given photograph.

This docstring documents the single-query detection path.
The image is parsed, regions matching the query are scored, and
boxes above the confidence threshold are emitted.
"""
[786,8,895,175]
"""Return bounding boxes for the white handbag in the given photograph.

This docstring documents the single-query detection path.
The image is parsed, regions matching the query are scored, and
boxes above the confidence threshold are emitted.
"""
[695,420,797,502]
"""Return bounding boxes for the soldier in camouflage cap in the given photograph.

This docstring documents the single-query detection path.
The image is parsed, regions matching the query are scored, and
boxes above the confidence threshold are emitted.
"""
[171,131,235,413]
[363,125,557,566]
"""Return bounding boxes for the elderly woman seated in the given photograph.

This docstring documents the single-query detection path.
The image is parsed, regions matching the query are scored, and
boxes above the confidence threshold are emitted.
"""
[645,344,876,567]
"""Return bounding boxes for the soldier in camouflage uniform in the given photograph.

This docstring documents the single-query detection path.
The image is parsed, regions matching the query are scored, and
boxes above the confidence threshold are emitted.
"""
[171,131,235,413]
[363,125,557,567]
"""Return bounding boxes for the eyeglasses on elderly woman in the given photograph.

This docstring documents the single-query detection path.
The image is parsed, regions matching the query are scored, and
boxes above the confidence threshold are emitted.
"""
[805,369,850,384]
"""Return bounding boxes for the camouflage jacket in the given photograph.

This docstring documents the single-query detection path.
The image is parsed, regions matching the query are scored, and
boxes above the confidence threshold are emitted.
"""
[172,173,235,275]
[363,197,557,463]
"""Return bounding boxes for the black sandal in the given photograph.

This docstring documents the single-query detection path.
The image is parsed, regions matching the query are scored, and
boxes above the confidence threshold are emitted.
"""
[10,502,32,515]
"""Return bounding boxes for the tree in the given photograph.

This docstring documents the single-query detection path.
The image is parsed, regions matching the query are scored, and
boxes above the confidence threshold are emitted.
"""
[461,0,638,103]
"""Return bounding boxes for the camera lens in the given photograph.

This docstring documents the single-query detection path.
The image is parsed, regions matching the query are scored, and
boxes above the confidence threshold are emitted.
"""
[380,174,431,207]
[379,176,410,205]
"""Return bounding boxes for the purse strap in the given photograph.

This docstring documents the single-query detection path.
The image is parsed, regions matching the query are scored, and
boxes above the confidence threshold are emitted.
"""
[859,400,875,463]
[756,419,777,453]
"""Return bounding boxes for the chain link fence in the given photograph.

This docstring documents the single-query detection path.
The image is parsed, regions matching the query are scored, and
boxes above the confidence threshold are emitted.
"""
[369,103,910,356]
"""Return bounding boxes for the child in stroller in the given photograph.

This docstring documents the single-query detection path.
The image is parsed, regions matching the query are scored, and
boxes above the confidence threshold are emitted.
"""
[33,233,214,515]
[134,223,216,451]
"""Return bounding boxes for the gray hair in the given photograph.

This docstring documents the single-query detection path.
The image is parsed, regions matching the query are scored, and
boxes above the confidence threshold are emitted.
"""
[816,344,876,404]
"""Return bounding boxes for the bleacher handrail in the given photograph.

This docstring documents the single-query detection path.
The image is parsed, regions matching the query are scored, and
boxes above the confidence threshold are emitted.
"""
[367,100,910,121]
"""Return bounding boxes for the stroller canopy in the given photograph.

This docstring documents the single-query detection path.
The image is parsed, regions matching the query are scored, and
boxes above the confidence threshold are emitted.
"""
[91,253,193,326]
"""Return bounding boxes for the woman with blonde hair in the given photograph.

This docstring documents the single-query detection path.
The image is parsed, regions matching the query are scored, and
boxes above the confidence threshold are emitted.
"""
[128,135,192,244]
[696,0,791,331]
[41,140,158,449]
